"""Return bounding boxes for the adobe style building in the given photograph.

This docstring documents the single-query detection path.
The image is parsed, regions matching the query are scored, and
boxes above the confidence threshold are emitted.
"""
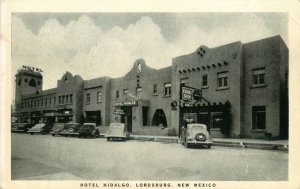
[12,35,288,139]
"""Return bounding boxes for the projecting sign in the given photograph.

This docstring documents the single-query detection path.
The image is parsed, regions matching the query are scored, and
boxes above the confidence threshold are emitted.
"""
[181,85,202,102]
[181,87,193,102]
[115,101,138,106]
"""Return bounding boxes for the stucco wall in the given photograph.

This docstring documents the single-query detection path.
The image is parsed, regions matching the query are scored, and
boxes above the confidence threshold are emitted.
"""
[172,42,243,137]
[242,36,287,138]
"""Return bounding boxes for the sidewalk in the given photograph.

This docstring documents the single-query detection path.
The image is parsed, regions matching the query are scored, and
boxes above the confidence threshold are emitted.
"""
[129,135,288,151]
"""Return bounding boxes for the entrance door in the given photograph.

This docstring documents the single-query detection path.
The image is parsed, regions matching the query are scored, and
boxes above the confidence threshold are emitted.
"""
[122,107,132,132]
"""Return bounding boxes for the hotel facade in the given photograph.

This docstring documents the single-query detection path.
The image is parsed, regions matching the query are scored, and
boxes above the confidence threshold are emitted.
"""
[13,35,288,139]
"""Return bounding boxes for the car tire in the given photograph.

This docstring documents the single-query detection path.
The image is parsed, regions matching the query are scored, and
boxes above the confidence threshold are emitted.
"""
[93,133,96,139]
[52,134,55,136]
[107,137,110,141]
[207,144,211,149]
[30,133,34,135]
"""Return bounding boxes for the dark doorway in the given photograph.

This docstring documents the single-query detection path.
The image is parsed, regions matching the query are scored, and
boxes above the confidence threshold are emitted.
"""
[121,107,132,132]
[86,111,102,125]
[152,109,167,126]
[142,106,149,126]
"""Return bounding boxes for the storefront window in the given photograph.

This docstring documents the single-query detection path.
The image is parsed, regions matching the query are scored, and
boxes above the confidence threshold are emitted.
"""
[252,106,266,130]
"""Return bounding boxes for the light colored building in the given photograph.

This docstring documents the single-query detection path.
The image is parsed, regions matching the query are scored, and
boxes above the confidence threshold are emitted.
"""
[13,35,288,139]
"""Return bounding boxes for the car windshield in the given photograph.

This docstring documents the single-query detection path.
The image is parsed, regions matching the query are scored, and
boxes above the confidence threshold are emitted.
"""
[53,123,65,129]
[187,124,207,131]
[108,124,124,134]
[65,123,78,129]
[33,123,45,129]
[82,124,94,129]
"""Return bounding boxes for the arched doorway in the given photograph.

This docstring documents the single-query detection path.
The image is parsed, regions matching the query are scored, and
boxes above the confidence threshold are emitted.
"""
[152,109,167,127]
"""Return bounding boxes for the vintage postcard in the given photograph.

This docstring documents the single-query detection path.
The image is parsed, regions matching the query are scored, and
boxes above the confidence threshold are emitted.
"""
[1,0,300,189]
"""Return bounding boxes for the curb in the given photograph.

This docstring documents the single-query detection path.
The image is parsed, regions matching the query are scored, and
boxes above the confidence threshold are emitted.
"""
[129,135,288,151]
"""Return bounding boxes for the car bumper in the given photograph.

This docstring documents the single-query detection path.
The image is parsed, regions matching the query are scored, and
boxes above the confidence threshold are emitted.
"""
[187,141,213,145]
[27,131,42,133]
[12,129,26,132]
[50,131,61,134]
[62,132,79,136]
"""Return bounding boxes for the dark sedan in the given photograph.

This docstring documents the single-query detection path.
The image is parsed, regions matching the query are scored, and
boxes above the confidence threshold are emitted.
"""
[61,123,81,137]
[27,123,53,135]
[11,122,34,133]
[50,123,66,136]
[78,123,100,138]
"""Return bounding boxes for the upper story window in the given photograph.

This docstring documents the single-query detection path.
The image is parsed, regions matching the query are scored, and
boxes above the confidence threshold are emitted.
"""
[62,95,65,104]
[180,78,189,85]
[66,95,69,104]
[70,94,73,104]
[97,92,102,103]
[202,75,208,88]
[116,90,119,99]
[164,83,171,97]
[86,93,91,103]
[217,71,229,89]
[49,98,52,106]
[153,84,158,95]
[58,96,61,104]
[253,68,266,87]
[45,98,48,106]
[123,89,129,94]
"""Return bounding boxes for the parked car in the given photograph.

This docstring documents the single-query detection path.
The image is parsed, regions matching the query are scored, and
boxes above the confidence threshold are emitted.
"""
[27,123,53,135]
[78,123,100,138]
[50,123,66,136]
[106,123,129,141]
[11,122,34,133]
[61,123,81,137]
[180,123,213,149]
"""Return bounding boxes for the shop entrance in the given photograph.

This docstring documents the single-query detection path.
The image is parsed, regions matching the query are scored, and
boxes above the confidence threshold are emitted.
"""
[86,111,102,125]
[121,107,132,132]
[180,103,231,137]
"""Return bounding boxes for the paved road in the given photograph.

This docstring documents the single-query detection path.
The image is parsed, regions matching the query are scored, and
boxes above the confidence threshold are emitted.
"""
[11,133,288,181]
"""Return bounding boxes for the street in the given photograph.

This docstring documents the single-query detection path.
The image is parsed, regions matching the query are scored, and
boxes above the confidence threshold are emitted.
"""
[11,133,288,181]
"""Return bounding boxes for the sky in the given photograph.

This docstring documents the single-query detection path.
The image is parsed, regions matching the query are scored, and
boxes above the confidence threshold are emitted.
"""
[12,13,288,93]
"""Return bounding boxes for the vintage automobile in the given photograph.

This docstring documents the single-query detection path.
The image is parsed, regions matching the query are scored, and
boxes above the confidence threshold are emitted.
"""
[181,123,213,149]
[27,123,53,135]
[50,123,66,136]
[78,123,100,138]
[11,122,34,133]
[106,123,129,141]
[61,123,81,137]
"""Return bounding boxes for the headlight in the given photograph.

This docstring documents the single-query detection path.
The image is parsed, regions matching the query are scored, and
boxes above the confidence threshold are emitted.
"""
[195,133,206,141]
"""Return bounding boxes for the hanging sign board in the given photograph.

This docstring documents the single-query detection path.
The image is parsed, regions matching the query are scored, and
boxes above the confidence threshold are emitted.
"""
[180,85,202,102]
[115,101,138,106]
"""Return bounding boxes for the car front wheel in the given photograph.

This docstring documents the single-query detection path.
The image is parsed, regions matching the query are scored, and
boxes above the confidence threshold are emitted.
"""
[207,144,211,149]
